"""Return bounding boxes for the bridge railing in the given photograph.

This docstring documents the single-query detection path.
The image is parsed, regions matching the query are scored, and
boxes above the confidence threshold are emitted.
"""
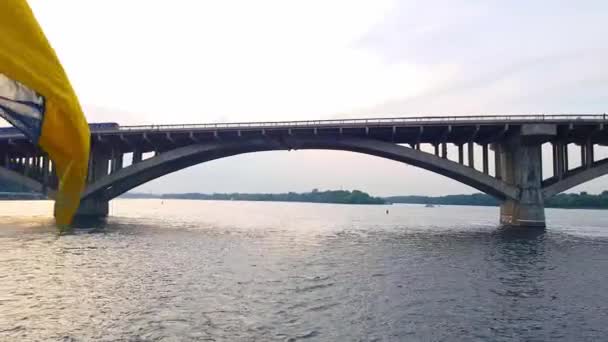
[104,114,608,133]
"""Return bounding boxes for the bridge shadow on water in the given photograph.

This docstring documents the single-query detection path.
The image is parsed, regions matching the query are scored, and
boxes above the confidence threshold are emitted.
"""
[491,226,548,266]
[493,226,547,241]
[64,216,110,234]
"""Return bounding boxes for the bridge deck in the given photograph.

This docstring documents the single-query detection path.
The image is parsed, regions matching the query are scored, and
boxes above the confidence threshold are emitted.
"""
[1,115,608,154]
[97,114,607,133]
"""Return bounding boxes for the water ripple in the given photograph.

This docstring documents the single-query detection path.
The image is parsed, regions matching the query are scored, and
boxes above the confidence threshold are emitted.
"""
[0,200,607,341]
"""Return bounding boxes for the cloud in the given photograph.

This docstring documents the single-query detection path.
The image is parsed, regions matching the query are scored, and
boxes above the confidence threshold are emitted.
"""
[349,0,608,116]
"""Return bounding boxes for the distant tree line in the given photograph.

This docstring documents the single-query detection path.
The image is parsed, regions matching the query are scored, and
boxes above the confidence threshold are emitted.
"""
[125,189,387,205]
[3,176,608,209]
[545,191,608,209]
[385,193,500,206]
[387,191,608,209]
[124,190,608,209]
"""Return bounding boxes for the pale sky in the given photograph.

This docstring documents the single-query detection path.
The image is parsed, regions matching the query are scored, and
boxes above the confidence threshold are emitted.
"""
[22,0,608,196]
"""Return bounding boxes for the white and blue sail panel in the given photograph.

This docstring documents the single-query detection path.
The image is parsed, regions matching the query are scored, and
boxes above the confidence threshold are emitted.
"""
[0,73,45,143]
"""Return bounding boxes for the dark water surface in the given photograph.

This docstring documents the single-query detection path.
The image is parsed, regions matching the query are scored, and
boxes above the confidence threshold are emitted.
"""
[0,200,607,341]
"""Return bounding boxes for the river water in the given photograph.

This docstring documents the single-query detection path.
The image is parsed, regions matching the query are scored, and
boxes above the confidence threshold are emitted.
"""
[0,199,607,341]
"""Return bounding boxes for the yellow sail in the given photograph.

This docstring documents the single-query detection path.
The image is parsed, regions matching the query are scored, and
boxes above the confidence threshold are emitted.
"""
[0,0,90,226]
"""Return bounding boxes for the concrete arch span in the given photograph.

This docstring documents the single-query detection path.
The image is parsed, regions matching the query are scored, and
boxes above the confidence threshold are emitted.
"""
[542,159,608,199]
[0,166,54,198]
[83,136,519,202]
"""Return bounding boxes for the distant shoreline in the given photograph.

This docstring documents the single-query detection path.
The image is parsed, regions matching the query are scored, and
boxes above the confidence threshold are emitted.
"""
[121,189,388,205]
[117,198,608,210]
[121,191,608,210]
[1,189,607,210]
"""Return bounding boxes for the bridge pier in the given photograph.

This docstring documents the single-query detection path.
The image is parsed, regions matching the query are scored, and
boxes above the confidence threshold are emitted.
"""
[498,142,545,227]
[70,150,111,221]
[497,124,555,228]
[72,197,109,220]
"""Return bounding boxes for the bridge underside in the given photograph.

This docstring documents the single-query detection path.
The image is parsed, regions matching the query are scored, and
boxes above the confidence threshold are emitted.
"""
[3,118,608,228]
[82,136,519,202]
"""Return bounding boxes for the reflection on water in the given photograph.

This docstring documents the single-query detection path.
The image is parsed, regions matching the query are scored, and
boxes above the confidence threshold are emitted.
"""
[0,200,607,341]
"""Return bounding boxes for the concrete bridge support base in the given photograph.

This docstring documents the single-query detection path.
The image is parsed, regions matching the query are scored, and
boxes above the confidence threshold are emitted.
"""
[499,199,545,228]
[496,126,550,228]
[72,198,109,220]
[65,149,112,222]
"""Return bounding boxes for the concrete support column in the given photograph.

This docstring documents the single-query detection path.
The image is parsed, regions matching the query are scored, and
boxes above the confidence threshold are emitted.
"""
[38,155,48,181]
[467,142,475,168]
[109,150,117,174]
[552,144,558,177]
[482,144,489,174]
[441,142,447,159]
[67,148,112,220]
[63,148,113,220]
[33,157,40,179]
[498,124,554,228]
[42,156,50,190]
[72,197,109,220]
[22,158,28,175]
[580,144,587,168]
[498,141,545,227]
[556,143,564,179]
[30,157,36,178]
[86,153,94,183]
[585,140,594,168]
[114,152,123,171]
[458,144,464,164]
[133,150,143,164]
[91,151,110,181]
[493,143,502,180]
[433,144,439,157]
[564,144,569,173]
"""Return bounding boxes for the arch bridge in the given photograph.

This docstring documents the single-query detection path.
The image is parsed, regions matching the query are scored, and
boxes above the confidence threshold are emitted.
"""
[1,114,608,228]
